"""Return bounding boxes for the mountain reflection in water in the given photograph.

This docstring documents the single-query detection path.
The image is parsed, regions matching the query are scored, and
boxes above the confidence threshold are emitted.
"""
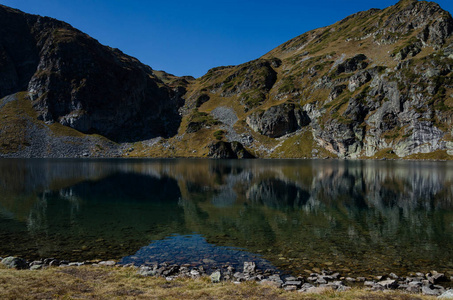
[0,159,452,276]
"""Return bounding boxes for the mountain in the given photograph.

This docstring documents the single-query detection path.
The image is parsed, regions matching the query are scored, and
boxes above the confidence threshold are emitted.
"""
[0,4,191,155]
[1,0,453,159]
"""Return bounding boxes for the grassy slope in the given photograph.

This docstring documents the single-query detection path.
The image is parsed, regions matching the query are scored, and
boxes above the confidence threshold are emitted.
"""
[0,92,39,154]
[146,0,452,160]
[0,265,436,300]
[2,2,453,160]
[0,92,118,156]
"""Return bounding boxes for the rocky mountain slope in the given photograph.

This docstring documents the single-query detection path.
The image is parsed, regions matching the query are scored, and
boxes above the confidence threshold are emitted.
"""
[1,0,453,159]
[0,4,190,151]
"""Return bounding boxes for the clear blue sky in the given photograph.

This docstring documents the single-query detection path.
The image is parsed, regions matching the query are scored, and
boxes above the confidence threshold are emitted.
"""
[1,0,452,78]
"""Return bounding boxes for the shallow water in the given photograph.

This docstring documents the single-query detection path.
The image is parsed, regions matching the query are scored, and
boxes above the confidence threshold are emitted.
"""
[0,158,452,277]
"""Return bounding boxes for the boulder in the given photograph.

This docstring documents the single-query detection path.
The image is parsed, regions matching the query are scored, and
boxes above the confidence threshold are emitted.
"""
[1,257,28,269]
[422,286,442,296]
[336,54,368,74]
[348,70,372,92]
[137,266,156,276]
[328,85,347,101]
[207,141,254,159]
[438,289,453,299]
[210,271,221,283]
[243,262,256,274]
[246,103,310,138]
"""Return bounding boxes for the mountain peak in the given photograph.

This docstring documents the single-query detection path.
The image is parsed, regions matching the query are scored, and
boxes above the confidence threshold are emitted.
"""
[1,2,453,160]
[396,0,418,4]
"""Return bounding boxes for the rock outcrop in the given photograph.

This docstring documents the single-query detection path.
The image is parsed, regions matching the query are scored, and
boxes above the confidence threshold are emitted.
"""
[0,5,187,143]
[246,103,310,138]
[207,141,254,159]
[188,0,453,159]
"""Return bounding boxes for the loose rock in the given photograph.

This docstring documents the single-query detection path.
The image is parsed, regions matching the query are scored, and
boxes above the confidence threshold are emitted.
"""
[137,266,156,276]
[1,257,28,270]
[243,262,256,274]
[210,271,221,283]
[98,260,116,266]
[438,289,453,299]
[423,286,442,296]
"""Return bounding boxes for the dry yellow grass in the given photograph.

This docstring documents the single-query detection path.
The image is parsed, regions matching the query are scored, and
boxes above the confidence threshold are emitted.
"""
[0,265,438,300]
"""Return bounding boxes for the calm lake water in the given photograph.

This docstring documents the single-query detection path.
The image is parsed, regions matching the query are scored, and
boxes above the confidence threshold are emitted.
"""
[0,158,452,277]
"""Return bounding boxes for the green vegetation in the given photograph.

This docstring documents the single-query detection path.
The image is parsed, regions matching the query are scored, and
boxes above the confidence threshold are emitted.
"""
[391,36,420,57]
[383,131,401,140]
[405,150,452,160]
[213,130,225,140]
[372,148,399,160]
[186,109,220,133]
[241,90,267,109]
[278,76,296,94]
[336,115,354,125]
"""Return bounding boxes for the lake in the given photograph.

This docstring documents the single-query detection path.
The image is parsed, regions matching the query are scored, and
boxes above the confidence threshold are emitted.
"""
[0,158,452,277]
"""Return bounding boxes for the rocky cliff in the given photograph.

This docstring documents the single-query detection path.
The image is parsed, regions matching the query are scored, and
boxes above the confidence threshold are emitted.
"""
[1,0,453,159]
[0,4,189,145]
[175,0,453,159]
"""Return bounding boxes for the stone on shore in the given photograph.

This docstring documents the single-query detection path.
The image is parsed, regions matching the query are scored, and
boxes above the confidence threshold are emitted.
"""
[259,279,282,288]
[378,279,398,289]
[30,265,42,271]
[284,285,298,291]
[98,260,116,266]
[429,272,448,284]
[1,253,452,298]
[137,266,156,276]
[243,261,256,274]
[284,280,302,287]
[423,286,442,296]
[1,257,28,270]
[190,269,201,278]
[210,271,221,283]
[438,289,453,299]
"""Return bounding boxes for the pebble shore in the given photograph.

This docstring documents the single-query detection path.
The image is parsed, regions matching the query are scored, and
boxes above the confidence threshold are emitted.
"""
[2,256,453,298]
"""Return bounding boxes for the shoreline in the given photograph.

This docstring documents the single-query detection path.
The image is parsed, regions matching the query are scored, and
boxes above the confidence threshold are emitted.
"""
[2,256,452,297]
[1,155,452,161]
[1,265,448,300]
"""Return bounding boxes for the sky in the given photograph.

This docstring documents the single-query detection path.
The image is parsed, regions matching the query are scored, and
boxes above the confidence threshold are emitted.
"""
[1,0,453,78]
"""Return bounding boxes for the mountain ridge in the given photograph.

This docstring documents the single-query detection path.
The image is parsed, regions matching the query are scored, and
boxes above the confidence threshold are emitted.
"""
[1,0,453,159]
